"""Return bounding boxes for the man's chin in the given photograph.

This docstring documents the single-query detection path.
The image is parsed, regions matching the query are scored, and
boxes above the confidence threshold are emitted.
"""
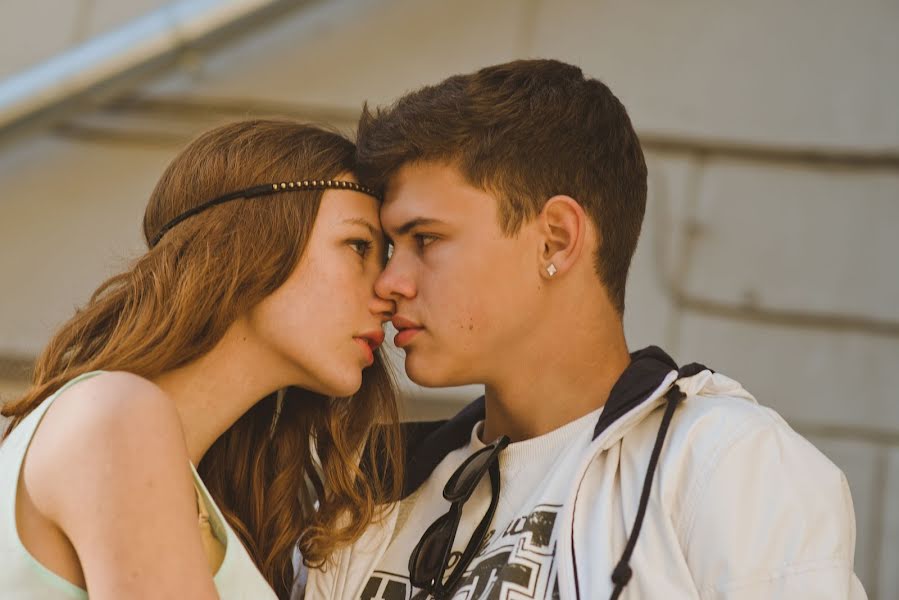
[404,354,469,388]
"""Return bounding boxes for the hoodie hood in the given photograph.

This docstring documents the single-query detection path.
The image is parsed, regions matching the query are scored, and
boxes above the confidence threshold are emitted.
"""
[399,346,708,498]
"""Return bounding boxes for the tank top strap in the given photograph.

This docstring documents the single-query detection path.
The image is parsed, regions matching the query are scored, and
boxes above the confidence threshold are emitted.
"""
[0,370,105,600]
[194,477,226,573]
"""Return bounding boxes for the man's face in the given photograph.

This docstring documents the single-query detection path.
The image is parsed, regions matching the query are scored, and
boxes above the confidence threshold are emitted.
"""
[376,162,541,387]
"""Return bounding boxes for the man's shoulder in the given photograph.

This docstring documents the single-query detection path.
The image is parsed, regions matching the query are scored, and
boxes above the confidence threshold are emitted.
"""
[607,369,781,464]
[661,375,858,592]
[656,370,845,509]
[669,369,778,446]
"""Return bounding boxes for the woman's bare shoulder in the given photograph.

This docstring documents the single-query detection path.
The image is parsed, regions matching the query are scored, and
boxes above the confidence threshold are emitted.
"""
[53,370,175,419]
[24,370,190,517]
[21,371,219,597]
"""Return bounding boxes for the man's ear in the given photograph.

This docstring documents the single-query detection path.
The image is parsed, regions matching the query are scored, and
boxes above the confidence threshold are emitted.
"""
[537,195,588,280]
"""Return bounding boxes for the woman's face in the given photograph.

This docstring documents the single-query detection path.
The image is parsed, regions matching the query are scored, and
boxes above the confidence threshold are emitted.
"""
[245,182,394,397]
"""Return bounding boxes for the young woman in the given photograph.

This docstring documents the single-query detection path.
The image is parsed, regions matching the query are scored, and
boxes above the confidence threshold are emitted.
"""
[0,120,404,599]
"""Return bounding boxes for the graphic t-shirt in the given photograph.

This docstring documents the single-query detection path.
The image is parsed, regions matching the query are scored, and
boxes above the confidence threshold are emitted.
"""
[362,406,602,600]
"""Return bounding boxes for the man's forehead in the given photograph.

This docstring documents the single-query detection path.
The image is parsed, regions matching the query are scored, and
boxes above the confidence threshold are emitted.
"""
[379,196,450,236]
[381,185,440,217]
[379,163,493,232]
[379,176,454,230]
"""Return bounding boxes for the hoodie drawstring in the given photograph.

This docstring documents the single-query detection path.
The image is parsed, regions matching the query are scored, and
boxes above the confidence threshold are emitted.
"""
[609,384,686,599]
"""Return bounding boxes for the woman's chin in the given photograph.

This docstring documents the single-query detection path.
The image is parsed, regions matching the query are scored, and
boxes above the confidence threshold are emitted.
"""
[316,370,362,399]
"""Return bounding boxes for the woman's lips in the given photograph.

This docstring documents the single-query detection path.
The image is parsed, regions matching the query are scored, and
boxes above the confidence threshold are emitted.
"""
[358,330,385,349]
[353,331,383,366]
[353,337,375,365]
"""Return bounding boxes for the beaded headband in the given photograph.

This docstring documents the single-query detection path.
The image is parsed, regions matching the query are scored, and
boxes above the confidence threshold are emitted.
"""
[149,179,380,248]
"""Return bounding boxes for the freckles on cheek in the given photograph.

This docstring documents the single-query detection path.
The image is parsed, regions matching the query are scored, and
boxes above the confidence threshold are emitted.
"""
[452,306,480,352]
[455,315,475,332]
[461,305,477,333]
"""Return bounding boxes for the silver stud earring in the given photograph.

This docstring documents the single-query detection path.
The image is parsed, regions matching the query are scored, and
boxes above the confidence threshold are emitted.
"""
[546,263,558,277]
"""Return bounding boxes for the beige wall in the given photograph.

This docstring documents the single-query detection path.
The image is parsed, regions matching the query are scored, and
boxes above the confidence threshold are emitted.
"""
[0,380,26,396]
[0,380,26,432]
[1,0,897,596]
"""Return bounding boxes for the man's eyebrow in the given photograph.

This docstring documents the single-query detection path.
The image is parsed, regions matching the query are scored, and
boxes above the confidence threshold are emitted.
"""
[391,217,445,236]
[342,218,381,237]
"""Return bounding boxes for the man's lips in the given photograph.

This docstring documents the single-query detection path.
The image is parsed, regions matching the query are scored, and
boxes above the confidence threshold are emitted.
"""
[391,316,424,348]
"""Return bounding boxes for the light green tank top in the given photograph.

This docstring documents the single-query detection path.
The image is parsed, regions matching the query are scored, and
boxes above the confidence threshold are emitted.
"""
[0,371,278,599]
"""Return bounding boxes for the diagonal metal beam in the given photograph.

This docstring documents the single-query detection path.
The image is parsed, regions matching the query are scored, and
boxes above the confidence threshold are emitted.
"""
[0,0,323,148]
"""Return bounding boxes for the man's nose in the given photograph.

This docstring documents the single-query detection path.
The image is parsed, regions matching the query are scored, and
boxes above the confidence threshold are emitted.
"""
[374,258,416,301]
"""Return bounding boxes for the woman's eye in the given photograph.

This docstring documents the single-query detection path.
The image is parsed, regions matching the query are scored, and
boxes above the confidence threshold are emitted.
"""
[349,239,374,258]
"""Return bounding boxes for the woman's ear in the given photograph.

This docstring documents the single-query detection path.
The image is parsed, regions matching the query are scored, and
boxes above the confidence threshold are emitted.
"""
[537,195,587,280]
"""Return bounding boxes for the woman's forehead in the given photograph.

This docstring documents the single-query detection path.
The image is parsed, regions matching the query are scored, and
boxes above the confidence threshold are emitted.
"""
[318,188,382,227]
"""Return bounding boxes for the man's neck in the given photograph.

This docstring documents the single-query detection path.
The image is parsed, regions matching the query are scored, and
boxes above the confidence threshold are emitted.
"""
[480,320,630,444]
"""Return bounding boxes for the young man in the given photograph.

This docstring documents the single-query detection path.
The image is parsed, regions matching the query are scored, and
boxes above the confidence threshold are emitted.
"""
[305,60,866,599]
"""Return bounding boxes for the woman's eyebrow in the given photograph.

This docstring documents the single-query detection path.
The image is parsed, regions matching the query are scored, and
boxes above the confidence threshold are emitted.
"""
[342,218,380,237]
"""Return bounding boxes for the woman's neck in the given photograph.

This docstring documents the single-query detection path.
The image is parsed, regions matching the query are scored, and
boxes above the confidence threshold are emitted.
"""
[150,320,297,465]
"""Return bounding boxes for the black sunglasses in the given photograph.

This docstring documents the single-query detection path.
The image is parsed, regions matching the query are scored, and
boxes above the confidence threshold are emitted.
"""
[409,434,511,599]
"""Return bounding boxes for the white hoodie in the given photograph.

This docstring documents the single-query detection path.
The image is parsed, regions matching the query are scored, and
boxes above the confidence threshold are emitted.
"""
[304,347,867,599]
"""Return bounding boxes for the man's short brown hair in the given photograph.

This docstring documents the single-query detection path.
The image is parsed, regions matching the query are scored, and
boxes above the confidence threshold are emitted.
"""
[356,59,647,314]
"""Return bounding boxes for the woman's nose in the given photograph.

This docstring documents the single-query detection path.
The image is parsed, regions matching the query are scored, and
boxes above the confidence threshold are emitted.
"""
[369,292,395,321]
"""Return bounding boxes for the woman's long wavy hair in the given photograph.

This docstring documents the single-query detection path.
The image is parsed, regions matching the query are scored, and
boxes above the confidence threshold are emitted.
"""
[1,120,404,598]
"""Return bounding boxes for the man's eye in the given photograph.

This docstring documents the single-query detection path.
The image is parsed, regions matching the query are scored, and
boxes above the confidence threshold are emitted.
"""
[349,239,373,257]
[414,234,437,249]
